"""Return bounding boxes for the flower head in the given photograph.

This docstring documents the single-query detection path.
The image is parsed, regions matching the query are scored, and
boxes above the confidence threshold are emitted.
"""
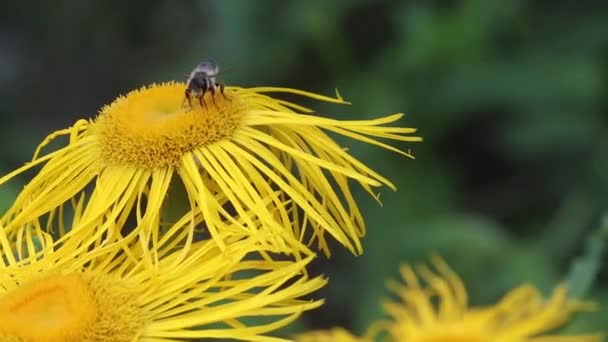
[0,223,326,341]
[1,83,420,256]
[294,257,601,342]
[294,327,370,342]
[382,256,601,342]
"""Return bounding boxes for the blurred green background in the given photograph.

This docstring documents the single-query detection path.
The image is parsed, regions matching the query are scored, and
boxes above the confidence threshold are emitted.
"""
[1,0,607,338]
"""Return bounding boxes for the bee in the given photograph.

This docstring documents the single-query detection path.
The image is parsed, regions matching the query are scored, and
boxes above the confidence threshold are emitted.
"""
[184,60,228,108]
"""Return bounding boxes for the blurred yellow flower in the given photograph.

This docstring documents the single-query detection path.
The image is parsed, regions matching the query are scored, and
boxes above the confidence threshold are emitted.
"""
[294,326,378,342]
[294,257,602,342]
[294,327,370,342]
[0,223,326,341]
[382,256,602,342]
[0,83,420,256]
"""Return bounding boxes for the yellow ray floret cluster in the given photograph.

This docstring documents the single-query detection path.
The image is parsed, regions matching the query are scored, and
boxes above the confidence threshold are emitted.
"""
[294,327,372,342]
[0,223,326,342]
[0,80,419,341]
[0,82,421,256]
[294,256,602,342]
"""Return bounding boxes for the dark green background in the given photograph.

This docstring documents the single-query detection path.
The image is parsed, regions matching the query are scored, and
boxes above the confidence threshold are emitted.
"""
[1,0,606,338]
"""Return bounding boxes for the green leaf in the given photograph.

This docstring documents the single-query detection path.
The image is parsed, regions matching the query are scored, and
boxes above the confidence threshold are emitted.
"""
[565,214,608,298]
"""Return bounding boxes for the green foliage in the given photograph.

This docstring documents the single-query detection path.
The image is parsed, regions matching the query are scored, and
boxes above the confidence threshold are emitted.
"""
[566,216,608,298]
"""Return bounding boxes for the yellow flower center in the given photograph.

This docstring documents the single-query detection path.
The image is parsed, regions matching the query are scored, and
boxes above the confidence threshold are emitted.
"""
[0,273,142,342]
[0,274,96,341]
[93,82,244,168]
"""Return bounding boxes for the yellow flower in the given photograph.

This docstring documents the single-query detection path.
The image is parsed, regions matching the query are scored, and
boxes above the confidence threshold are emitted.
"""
[0,224,326,341]
[294,327,370,342]
[294,257,601,342]
[382,256,602,342]
[0,83,420,256]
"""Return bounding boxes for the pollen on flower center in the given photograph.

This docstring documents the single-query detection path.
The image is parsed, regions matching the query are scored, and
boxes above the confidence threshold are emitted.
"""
[93,82,244,168]
[0,273,143,341]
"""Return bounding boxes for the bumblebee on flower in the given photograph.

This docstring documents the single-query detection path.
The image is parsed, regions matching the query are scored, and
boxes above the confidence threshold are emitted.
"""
[183,60,230,109]
[0,60,421,258]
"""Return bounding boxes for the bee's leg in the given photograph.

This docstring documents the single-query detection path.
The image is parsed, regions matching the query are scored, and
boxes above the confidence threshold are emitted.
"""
[219,82,231,102]
[184,90,192,108]
[198,79,208,111]
[199,88,207,112]
[210,85,218,109]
